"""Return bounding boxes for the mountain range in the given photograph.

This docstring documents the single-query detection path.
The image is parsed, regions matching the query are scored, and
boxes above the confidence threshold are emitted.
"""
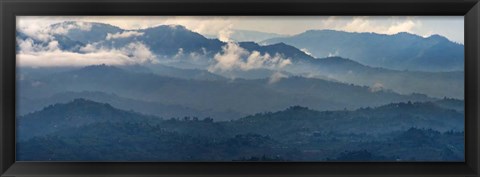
[262,30,464,72]
[17,98,464,161]
[15,20,465,161]
[18,64,437,120]
[19,22,464,71]
[16,21,464,98]
[204,29,287,42]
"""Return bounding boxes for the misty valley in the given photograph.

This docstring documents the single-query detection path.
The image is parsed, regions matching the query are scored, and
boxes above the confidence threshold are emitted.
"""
[15,20,464,161]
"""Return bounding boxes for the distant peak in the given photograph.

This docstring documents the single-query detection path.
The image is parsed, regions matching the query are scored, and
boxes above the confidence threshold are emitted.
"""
[396,32,413,35]
[167,24,187,29]
[50,21,122,31]
[297,29,391,38]
[318,56,362,65]
[322,56,350,60]
[428,34,444,38]
[58,21,77,25]
[148,24,188,30]
[305,29,339,33]
[286,105,310,111]
[68,98,115,108]
[264,42,299,50]
[393,32,422,38]
[300,30,423,38]
[269,42,288,46]
[238,41,258,46]
[79,64,124,72]
[71,98,94,104]
[379,101,438,110]
[52,21,94,27]
[82,64,113,69]
[426,34,449,41]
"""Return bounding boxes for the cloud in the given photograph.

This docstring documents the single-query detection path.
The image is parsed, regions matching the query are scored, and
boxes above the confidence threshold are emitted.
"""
[300,48,314,57]
[327,50,340,57]
[122,42,158,64]
[386,20,416,34]
[342,17,373,32]
[17,25,53,42]
[369,82,384,92]
[208,42,292,72]
[17,21,92,42]
[135,17,234,41]
[217,24,234,42]
[339,17,419,35]
[269,72,288,84]
[164,17,233,37]
[246,51,292,69]
[52,21,92,34]
[18,50,129,67]
[209,42,249,71]
[17,16,238,43]
[79,43,100,53]
[17,38,158,67]
[17,38,60,53]
[106,31,144,40]
[173,48,184,59]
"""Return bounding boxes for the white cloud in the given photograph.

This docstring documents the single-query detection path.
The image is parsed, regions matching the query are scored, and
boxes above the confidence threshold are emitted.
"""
[173,48,184,59]
[340,17,418,35]
[133,17,234,41]
[208,42,292,72]
[17,38,158,67]
[106,31,144,40]
[369,82,384,92]
[300,48,314,57]
[269,72,288,84]
[17,38,60,53]
[343,17,373,32]
[163,17,233,37]
[209,42,249,71]
[17,21,92,42]
[187,47,209,62]
[79,43,100,53]
[386,20,416,34]
[51,21,92,35]
[217,24,234,42]
[18,51,127,67]
[327,50,340,57]
[17,25,53,42]
[122,42,158,64]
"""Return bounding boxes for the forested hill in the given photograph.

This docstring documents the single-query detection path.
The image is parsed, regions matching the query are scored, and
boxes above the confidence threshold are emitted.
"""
[17,99,464,161]
[226,101,463,137]
[17,98,161,140]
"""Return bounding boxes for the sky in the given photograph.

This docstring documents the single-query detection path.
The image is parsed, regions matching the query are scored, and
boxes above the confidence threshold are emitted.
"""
[17,16,464,44]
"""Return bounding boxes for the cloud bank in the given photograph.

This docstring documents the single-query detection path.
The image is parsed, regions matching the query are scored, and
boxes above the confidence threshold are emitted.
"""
[17,38,158,67]
[269,72,288,84]
[17,16,464,43]
[208,42,292,72]
[106,31,144,40]
[18,21,92,42]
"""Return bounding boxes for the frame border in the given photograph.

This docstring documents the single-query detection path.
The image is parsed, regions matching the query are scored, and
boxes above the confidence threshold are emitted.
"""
[1,0,479,176]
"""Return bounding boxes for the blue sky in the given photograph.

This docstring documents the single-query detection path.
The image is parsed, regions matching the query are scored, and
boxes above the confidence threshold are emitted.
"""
[17,16,464,43]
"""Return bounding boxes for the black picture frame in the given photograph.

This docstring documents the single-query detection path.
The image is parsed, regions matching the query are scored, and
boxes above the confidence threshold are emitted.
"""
[1,0,479,176]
